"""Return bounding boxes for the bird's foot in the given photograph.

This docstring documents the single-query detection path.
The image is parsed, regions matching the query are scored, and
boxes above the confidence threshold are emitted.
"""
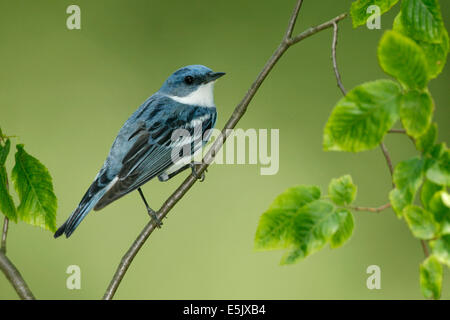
[147,207,163,228]
[190,162,207,182]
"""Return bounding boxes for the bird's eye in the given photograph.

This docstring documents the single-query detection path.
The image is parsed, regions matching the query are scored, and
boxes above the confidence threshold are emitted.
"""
[184,76,194,85]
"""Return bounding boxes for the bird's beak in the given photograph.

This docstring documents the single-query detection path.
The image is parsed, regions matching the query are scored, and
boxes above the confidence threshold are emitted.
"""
[205,72,226,83]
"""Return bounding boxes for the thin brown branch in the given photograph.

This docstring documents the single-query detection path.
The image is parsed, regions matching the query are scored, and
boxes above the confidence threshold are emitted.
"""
[1,217,9,253]
[330,28,392,217]
[102,2,347,300]
[379,142,395,187]
[421,240,429,257]
[350,203,391,213]
[329,18,393,214]
[0,251,35,300]
[388,129,406,134]
[331,22,347,95]
[329,20,395,195]
[284,0,304,39]
[287,13,347,46]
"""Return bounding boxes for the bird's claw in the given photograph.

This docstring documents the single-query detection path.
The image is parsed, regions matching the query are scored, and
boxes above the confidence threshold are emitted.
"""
[190,162,207,182]
[147,208,163,228]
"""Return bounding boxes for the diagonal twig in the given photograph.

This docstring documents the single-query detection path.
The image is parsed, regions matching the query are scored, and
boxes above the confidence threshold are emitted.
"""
[284,0,304,39]
[0,187,35,300]
[331,22,347,96]
[0,251,35,300]
[102,1,347,300]
[379,142,394,186]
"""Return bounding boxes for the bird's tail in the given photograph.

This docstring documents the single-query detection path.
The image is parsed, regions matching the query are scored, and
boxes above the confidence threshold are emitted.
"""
[54,176,112,238]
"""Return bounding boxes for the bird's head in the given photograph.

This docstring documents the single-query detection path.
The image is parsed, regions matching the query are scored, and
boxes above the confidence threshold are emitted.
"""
[159,65,225,107]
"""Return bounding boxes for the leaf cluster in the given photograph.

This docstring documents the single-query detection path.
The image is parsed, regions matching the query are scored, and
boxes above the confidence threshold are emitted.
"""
[0,128,57,232]
[331,0,449,300]
[255,0,449,299]
[254,176,356,264]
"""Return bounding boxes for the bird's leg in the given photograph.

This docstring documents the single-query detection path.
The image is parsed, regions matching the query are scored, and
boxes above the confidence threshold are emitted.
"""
[158,162,207,182]
[189,162,207,182]
[137,187,162,228]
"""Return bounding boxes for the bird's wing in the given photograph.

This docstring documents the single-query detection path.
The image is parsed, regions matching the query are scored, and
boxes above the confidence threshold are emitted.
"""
[94,98,216,210]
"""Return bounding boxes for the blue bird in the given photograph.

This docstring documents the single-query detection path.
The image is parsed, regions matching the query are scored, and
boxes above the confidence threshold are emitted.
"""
[54,65,225,238]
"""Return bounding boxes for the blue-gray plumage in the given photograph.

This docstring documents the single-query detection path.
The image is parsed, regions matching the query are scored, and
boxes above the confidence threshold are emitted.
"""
[54,65,225,238]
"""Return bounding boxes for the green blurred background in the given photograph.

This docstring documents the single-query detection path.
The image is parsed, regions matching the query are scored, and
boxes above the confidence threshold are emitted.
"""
[0,0,449,299]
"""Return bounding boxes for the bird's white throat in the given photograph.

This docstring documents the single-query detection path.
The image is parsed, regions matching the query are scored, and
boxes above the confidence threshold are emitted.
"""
[169,82,215,108]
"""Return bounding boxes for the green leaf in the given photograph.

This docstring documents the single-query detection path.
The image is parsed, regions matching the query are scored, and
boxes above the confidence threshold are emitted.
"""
[255,209,295,251]
[418,28,449,79]
[378,30,429,89]
[280,201,339,265]
[255,186,321,251]
[393,157,424,191]
[255,185,356,265]
[394,12,449,80]
[328,175,357,206]
[420,255,442,299]
[424,143,445,171]
[280,247,306,265]
[404,205,438,239]
[430,235,450,267]
[323,80,401,152]
[0,169,17,222]
[421,178,443,210]
[429,191,450,235]
[0,139,17,221]
[0,138,10,166]
[350,0,400,27]
[390,157,424,217]
[400,90,433,138]
[393,12,407,33]
[389,188,412,218]
[416,123,437,154]
[11,144,57,232]
[330,208,354,248]
[401,0,444,44]
[426,146,450,186]
[269,185,321,212]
